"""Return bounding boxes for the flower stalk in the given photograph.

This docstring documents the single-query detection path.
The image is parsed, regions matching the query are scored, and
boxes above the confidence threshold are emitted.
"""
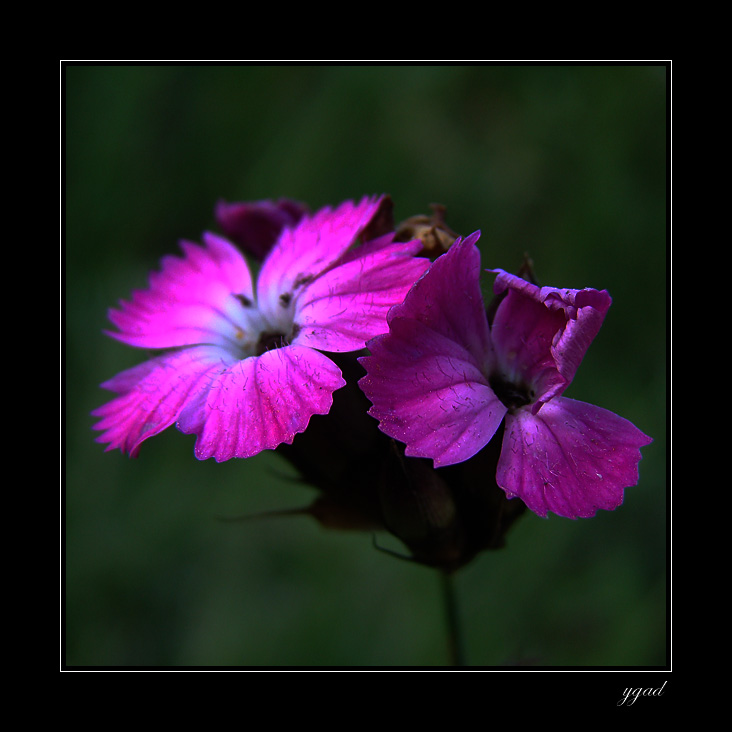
[441,570,465,667]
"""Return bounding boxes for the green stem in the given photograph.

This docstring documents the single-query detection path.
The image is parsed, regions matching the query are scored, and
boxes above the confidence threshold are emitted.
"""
[441,570,465,667]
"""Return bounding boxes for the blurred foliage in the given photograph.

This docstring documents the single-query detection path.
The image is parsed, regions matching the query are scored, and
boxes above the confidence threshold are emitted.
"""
[65,64,667,667]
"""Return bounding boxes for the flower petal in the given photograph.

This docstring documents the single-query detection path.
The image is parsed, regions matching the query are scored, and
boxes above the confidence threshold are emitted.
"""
[391,232,493,363]
[359,236,507,467]
[256,196,384,326]
[490,270,612,408]
[360,317,506,466]
[92,346,233,457]
[497,397,653,519]
[294,237,431,352]
[177,345,346,462]
[489,286,568,408]
[107,233,258,350]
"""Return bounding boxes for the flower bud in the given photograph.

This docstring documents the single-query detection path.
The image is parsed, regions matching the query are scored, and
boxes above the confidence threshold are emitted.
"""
[215,197,308,260]
[276,354,526,572]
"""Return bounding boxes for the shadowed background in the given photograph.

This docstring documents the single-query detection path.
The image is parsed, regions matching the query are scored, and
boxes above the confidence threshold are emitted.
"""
[65,64,666,667]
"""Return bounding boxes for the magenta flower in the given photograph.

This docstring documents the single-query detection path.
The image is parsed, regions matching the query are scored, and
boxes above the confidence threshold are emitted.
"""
[93,196,430,462]
[358,233,652,519]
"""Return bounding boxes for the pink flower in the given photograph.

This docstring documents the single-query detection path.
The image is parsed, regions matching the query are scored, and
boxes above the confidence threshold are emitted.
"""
[93,196,430,462]
[358,233,652,519]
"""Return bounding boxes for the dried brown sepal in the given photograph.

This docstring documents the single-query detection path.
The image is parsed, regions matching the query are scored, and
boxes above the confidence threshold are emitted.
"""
[516,252,539,285]
[486,253,539,327]
[394,204,460,258]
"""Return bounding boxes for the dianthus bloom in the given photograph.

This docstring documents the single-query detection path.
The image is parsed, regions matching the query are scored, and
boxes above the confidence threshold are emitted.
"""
[93,196,430,461]
[359,233,652,519]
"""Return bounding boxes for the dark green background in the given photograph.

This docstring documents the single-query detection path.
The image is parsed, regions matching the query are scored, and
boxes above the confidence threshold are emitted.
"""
[65,64,667,667]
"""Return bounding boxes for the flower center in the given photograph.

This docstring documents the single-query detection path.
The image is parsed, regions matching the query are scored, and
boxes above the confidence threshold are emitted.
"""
[255,327,297,356]
[228,292,298,359]
[488,372,535,411]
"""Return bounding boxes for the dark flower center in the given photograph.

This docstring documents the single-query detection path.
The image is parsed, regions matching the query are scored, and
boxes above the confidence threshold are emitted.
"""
[256,330,289,355]
[255,324,301,356]
[489,373,534,411]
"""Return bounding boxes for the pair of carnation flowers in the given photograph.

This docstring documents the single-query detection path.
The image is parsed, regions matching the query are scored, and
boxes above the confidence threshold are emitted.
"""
[93,195,651,520]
